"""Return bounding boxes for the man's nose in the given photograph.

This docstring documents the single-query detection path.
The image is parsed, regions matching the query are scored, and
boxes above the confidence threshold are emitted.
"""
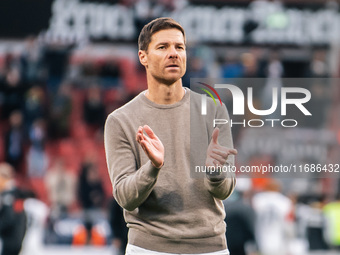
[168,46,178,58]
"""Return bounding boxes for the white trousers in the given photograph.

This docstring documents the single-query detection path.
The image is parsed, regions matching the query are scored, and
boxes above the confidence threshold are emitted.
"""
[125,244,230,255]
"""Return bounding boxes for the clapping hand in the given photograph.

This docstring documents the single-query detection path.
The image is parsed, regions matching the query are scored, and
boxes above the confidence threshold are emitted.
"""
[136,125,164,168]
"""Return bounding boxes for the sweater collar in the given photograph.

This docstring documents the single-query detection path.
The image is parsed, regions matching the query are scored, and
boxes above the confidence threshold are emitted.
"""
[139,87,190,109]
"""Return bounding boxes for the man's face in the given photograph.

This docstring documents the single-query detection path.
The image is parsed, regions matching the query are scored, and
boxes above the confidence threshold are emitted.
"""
[139,28,186,85]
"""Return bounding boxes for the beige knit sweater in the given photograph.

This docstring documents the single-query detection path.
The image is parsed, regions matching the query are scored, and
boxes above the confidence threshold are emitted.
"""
[104,88,235,253]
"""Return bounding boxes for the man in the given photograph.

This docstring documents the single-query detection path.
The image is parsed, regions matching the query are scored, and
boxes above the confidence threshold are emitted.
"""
[104,17,237,254]
[224,179,257,255]
[252,179,294,255]
[0,163,27,255]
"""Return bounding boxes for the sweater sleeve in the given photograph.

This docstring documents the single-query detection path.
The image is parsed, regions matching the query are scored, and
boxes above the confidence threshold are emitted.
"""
[204,103,236,200]
[104,114,161,211]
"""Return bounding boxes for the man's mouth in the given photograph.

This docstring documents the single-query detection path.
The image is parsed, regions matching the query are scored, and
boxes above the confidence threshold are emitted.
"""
[166,64,179,68]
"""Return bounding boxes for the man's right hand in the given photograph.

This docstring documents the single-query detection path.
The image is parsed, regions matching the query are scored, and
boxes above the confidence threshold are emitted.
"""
[136,125,164,168]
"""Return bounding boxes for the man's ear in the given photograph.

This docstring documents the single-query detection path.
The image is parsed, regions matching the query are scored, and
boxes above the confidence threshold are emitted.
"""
[138,50,148,67]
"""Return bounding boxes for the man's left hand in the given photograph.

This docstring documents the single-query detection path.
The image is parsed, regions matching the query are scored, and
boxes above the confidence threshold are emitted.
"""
[206,128,237,168]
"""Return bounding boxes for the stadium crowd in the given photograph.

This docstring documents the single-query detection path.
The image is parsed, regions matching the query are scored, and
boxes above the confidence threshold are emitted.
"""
[0,3,340,252]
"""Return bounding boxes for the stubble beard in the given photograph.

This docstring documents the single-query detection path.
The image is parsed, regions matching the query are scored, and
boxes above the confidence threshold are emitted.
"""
[153,70,184,86]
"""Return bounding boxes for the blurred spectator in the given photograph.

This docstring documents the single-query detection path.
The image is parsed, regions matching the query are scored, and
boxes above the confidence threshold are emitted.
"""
[23,86,46,130]
[45,159,76,218]
[241,52,260,78]
[80,61,100,77]
[252,179,294,255]
[78,160,105,210]
[240,52,263,122]
[108,198,128,255]
[295,195,329,251]
[78,162,105,210]
[182,57,208,87]
[0,67,26,120]
[20,37,44,84]
[265,50,284,79]
[189,45,219,79]
[104,88,130,116]
[27,119,49,178]
[4,111,26,173]
[323,194,340,249]
[2,53,21,74]
[42,42,71,95]
[77,160,105,245]
[261,50,284,120]
[309,50,329,78]
[224,179,257,255]
[100,60,121,87]
[0,162,27,255]
[303,82,330,128]
[20,192,49,255]
[83,86,106,133]
[48,83,72,139]
[221,53,244,78]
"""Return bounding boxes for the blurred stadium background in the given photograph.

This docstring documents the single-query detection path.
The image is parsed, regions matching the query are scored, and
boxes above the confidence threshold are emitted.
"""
[0,0,340,254]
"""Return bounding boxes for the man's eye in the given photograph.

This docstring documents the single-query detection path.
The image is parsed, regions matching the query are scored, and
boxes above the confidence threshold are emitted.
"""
[158,46,165,49]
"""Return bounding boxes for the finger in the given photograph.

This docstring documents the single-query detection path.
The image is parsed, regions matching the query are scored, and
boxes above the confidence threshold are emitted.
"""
[136,134,141,143]
[136,128,145,143]
[211,128,219,144]
[210,153,227,165]
[136,126,144,142]
[140,140,150,155]
[229,149,238,155]
[140,141,146,152]
[143,125,158,139]
[212,149,229,159]
[136,133,144,144]
[212,148,238,158]
[141,131,152,144]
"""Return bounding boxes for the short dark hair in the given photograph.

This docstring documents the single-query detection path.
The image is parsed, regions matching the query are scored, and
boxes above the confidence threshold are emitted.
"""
[138,17,186,51]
